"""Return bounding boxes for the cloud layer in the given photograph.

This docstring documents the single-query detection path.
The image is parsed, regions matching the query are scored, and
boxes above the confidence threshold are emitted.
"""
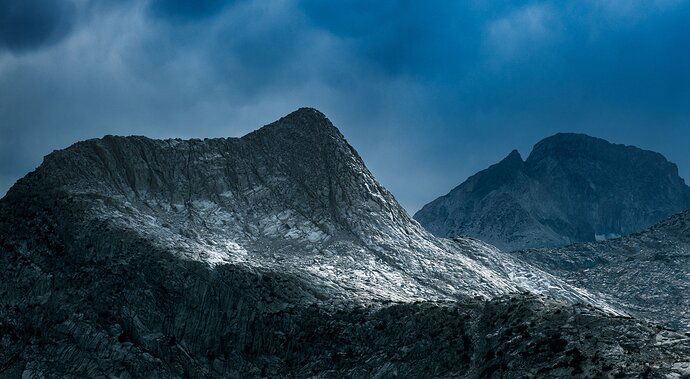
[0,0,77,52]
[1,0,689,211]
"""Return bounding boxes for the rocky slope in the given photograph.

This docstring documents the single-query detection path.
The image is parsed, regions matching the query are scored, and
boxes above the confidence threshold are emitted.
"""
[513,208,690,332]
[414,133,690,251]
[1,109,689,377]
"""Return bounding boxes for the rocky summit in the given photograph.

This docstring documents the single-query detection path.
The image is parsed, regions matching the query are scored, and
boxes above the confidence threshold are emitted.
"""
[414,133,690,251]
[1,109,689,378]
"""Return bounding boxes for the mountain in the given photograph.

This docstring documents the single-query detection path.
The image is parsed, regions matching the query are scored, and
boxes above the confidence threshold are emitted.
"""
[1,110,689,377]
[414,133,690,251]
[513,208,690,332]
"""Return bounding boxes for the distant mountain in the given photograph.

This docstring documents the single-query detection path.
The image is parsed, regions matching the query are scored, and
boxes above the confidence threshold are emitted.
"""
[1,111,689,377]
[414,133,690,251]
[513,208,690,331]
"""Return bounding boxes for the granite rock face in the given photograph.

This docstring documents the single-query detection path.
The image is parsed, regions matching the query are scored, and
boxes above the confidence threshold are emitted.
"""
[513,208,690,332]
[414,133,690,251]
[1,110,689,377]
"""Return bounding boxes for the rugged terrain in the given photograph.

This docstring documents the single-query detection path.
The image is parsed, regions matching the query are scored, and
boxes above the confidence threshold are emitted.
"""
[414,133,690,251]
[513,208,690,332]
[1,109,689,377]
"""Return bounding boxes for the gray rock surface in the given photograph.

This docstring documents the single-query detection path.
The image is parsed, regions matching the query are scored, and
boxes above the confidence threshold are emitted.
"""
[414,133,690,251]
[513,209,690,332]
[1,109,689,377]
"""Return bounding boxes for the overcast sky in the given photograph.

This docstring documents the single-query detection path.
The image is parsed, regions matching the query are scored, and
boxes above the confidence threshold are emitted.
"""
[1,0,689,212]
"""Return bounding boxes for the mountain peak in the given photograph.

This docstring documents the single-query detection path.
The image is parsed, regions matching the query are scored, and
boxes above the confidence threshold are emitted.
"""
[527,133,610,161]
[8,108,412,249]
[415,132,690,251]
[248,107,343,144]
[273,107,331,130]
[286,107,327,120]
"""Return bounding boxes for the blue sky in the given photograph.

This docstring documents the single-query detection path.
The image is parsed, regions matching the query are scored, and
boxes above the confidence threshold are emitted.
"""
[1,0,689,212]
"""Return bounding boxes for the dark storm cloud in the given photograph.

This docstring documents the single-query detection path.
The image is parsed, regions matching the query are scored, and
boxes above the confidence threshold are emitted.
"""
[1,0,689,211]
[0,0,77,52]
[299,1,484,79]
[299,1,690,111]
[148,0,237,21]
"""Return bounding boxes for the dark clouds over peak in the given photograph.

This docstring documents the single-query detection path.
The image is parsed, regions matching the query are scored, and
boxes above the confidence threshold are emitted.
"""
[300,1,482,78]
[1,0,689,211]
[301,1,690,105]
[0,0,76,52]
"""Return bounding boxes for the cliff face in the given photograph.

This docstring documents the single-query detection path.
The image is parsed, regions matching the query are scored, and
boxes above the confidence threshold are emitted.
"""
[1,111,689,377]
[414,133,690,251]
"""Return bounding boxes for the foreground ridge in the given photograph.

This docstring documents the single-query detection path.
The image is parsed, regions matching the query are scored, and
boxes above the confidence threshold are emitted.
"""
[514,208,690,332]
